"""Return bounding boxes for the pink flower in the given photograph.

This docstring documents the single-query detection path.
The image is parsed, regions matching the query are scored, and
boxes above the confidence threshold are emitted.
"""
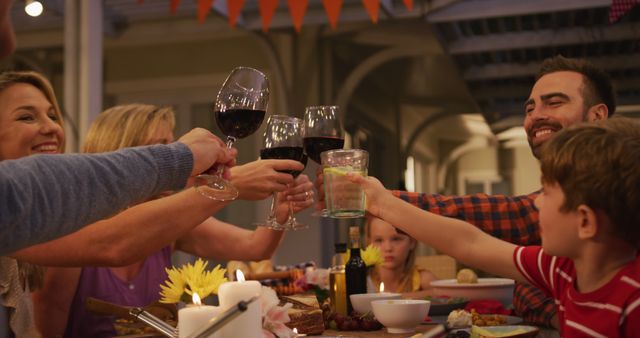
[305,268,330,290]
[263,303,294,338]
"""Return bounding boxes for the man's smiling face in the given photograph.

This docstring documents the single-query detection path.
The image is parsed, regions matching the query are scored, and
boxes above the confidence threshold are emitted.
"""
[523,71,590,159]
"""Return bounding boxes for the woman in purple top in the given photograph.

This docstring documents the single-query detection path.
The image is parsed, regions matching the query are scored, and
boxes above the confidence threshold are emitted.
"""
[64,247,172,337]
[10,100,313,337]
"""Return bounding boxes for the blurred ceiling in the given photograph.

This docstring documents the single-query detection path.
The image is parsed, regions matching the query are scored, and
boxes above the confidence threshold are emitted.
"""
[12,0,640,133]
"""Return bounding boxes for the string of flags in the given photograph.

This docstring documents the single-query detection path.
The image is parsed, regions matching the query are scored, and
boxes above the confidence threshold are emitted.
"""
[137,0,414,32]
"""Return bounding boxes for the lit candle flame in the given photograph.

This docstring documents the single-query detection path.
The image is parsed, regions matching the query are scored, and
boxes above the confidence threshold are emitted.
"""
[293,328,298,334]
[236,269,246,282]
[379,282,385,293]
[192,292,202,305]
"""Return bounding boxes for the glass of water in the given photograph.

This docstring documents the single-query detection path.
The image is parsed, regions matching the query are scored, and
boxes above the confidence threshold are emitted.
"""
[321,149,369,218]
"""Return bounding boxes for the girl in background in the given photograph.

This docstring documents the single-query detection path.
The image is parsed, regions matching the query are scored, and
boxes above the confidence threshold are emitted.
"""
[366,217,437,297]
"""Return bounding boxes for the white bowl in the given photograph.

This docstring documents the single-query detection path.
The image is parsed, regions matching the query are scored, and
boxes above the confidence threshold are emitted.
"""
[371,299,431,334]
[430,278,515,307]
[349,292,401,314]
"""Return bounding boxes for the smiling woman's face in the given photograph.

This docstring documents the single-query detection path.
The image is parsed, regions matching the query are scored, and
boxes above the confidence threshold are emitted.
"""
[0,83,64,160]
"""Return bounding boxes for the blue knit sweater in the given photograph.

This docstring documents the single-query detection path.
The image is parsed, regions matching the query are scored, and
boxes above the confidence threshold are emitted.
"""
[0,142,192,254]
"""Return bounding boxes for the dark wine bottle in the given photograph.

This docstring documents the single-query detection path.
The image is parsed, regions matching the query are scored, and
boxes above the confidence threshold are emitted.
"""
[345,226,367,315]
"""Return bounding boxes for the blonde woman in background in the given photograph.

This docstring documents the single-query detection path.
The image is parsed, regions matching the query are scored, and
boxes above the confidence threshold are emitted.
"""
[366,217,437,298]
[24,103,313,338]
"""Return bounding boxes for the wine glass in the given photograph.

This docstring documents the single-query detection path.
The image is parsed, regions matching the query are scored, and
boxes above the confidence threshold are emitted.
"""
[194,67,269,201]
[303,105,345,217]
[256,115,307,230]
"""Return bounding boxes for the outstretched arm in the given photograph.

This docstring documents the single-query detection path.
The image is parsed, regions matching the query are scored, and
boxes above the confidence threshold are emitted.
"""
[12,188,229,266]
[351,175,525,283]
[176,174,315,260]
[1,128,235,255]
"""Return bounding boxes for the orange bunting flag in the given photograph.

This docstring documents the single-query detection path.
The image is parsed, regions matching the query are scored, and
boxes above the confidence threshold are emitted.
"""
[403,0,413,11]
[322,0,343,30]
[170,0,181,14]
[197,0,214,23]
[287,0,309,33]
[228,0,245,27]
[362,0,380,23]
[258,0,279,32]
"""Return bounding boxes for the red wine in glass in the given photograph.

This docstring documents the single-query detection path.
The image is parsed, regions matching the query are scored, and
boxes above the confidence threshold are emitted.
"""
[259,146,306,176]
[216,109,266,140]
[303,136,345,164]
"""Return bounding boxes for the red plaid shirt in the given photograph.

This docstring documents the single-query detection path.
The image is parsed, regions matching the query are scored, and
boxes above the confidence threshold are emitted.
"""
[391,190,557,328]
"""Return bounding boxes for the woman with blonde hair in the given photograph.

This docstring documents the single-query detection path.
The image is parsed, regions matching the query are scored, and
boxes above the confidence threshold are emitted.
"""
[0,70,65,338]
[366,217,437,297]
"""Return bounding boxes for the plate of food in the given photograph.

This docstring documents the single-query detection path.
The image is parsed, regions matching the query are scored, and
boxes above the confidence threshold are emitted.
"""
[469,325,539,337]
[426,309,522,328]
[430,276,515,306]
[425,296,468,316]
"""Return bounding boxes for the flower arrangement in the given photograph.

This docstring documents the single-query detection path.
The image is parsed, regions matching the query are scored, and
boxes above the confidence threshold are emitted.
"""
[158,259,297,338]
[345,244,383,267]
[159,258,228,304]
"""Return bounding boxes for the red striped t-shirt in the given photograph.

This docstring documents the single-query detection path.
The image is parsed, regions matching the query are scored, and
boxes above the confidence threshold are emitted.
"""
[513,246,640,337]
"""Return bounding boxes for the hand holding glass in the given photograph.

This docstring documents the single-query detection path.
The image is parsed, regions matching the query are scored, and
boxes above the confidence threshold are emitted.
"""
[195,67,269,201]
[321,149,368,218]
[257,115,307,230]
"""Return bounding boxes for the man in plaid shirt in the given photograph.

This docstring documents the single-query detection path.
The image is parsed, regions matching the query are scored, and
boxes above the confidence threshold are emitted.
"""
[316,55,616,329]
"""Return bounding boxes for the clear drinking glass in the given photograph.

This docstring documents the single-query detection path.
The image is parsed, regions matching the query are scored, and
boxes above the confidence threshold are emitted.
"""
[321,149,368,218]
[302,105,345,216]
[256,115,307,230]
[194,67,269,201]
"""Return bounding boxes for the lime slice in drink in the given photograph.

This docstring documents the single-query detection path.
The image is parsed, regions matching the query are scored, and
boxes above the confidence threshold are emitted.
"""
[323,166,366,176]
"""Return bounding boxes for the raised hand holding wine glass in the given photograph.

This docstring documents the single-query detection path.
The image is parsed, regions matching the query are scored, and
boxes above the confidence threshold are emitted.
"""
[195,67,269,201]
[303,105,345,216]
[257,115,307,230]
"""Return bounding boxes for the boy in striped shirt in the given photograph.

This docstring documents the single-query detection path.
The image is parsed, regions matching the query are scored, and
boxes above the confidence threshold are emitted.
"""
[350,117,640,337]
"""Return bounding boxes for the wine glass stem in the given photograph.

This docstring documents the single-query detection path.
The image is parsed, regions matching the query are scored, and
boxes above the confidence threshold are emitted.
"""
[287,201,295,223]
[268,192,278,224]
[214,136,237,177]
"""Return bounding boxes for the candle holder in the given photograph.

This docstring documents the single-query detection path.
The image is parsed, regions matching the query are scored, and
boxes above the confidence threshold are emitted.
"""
[129,307,178,338]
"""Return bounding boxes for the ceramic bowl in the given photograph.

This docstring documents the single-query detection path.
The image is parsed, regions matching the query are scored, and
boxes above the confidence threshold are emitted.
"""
[349,292,401,314]
[371,299,430,334]
[430,278,515,307]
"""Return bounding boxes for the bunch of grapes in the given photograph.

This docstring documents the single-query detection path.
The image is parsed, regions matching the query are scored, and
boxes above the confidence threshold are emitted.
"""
[326,311,383,331]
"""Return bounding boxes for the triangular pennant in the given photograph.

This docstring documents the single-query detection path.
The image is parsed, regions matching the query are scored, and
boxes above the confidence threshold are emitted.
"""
[403,0,413,11]
[228,0,246,27]
[362,0,379,24]
[322,0,343,30]
[258,0,279,32]
[197,0,214,23]
[287,0,309,33]
[170,0,181,14]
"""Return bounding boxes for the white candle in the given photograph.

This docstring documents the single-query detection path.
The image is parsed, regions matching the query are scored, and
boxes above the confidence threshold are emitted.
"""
[178,293,220,338]
[218,270,262,338]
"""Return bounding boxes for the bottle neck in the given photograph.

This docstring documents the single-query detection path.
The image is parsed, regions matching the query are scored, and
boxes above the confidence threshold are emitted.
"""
[350,247,361,258]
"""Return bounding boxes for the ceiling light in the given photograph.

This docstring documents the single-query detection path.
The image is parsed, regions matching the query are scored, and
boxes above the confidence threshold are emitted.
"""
[25,0,43,17]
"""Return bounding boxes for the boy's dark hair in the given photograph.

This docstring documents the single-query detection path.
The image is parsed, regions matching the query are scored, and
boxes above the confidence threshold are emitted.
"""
[537,55,616,116]
[539,117,640,246]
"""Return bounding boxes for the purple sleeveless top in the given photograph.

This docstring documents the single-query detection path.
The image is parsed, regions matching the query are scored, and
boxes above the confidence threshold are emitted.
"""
[64,246,172,338]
